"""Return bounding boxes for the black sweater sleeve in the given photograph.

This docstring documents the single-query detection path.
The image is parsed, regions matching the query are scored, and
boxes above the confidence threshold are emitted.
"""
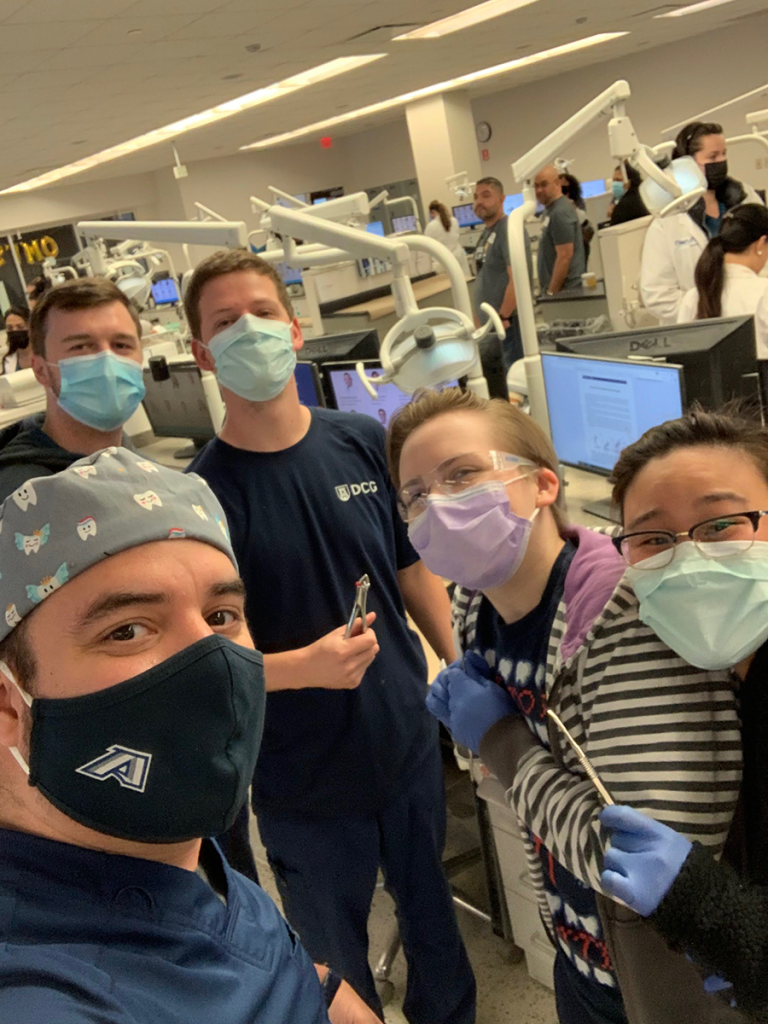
[651,843,768,1020]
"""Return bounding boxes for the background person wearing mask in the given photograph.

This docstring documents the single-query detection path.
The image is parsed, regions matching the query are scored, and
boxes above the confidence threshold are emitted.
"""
[677,204,768,355]
[0,279,146,501]
[640,121,763,324]
[387,388,744,1024]
[424,200,471,278]
[534,165,586,295]
[596,409,768,1021]
[0,449,378,1024]
[3,306,32,374]
[609,162,649,227]
[185,250,475,1024]
[473,176,530,378]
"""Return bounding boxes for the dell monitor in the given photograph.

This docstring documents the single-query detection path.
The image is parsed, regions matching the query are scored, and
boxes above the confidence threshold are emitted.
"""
[453,204,483,229]
[294,361,325,407]
[366,221,385,236]
[541,352,685,521]
[324,360,458,425]
[555,316,756,410]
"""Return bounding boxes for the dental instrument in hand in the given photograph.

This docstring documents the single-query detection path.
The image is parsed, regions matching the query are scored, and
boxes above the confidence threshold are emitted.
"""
[344,574,371,639]
[546,709,615,806]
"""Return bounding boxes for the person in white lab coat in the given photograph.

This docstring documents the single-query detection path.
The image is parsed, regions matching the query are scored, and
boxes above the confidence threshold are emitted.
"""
[640,121,762,324]
[677,203,768,356]
[424,200,471,278]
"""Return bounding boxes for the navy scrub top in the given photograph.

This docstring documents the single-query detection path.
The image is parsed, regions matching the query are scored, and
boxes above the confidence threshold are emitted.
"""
[0,828,330,1024]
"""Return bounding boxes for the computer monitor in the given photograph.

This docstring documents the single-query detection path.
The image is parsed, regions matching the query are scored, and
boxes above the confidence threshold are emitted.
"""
[541,352,685,520]
[294,361,325,407]
[554,316,757,410]
[503,194,524,215]
[453,204,483,228]
[150,277,180,306]
[142,358,224,457]
[276,262,303,286]
[581,178,608,199]
[301,329,379,366]
[366,221,385,236]
[323,360,458,425]
[392,214,417,233]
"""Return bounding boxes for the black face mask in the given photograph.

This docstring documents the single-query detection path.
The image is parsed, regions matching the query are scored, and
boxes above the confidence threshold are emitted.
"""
[12,634,266,843]
[6,329,29,350]
[704,160,729,191]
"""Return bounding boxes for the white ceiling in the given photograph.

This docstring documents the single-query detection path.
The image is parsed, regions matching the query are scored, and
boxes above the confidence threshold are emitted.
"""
[1,0,766,190]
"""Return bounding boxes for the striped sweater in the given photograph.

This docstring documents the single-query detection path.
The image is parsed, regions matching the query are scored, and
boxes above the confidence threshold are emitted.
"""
[454,531,743,944]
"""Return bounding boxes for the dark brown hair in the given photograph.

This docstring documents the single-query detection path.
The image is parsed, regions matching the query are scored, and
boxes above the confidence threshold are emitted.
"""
[611,406,768,514]
[673,121,724,160]
[694,204,768,319]
[386,387,568,531]
[29,278,142,358]
[0,616,36,695]
[476,176,504,195]
[429,200,451,233]
[183,249,294,340]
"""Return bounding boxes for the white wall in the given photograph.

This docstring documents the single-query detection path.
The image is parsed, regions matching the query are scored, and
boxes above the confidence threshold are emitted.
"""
[470,11,768,195]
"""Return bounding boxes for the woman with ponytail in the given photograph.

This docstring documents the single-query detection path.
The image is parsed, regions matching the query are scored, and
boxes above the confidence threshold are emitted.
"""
[677,204,768,353]
[424,200,471,277]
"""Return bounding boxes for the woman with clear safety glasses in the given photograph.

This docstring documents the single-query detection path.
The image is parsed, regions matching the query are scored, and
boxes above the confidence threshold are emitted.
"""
[595,408,768,1022]
[386,389,741,1024]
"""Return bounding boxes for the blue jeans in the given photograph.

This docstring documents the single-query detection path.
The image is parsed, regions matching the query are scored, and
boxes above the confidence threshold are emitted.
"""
[257,742,476,1024]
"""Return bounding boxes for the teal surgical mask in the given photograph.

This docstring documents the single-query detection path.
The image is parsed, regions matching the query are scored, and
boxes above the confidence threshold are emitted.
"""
[612,180,625,200]
[208,313,296,402]
[627,541,768,670]
[54,350,145,432]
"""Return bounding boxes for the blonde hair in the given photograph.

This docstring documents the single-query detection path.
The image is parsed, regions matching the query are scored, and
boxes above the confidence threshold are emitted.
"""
[387,388,568,531]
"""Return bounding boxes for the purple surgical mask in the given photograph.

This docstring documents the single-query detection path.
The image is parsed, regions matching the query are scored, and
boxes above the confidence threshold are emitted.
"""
[408,480,537,589]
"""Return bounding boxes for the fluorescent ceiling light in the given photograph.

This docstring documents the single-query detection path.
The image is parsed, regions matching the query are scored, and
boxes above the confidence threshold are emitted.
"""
[243,32,628,151]
[655,0,737,17]
[394,0,539,40]
[0,55,385,194]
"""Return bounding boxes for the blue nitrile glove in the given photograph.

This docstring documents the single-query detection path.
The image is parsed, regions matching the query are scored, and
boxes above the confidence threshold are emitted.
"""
[599,804,692,917]
[426,651,517,754]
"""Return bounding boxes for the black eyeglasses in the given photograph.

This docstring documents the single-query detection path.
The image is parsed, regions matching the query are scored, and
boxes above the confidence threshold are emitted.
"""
[613,510,768,569]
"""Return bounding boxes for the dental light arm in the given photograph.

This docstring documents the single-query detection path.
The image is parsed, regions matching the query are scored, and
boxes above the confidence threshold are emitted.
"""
[509,80,706,433]
[384,195,422,231]
[77,220,249,254]
[253,194,501,398]
[193,202,228,223]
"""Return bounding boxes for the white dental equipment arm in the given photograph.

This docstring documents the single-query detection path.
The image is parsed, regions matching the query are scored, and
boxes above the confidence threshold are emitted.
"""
[662,82,768,138]
[509,80,707,433]
[252,191,502,397]
[77,220,248,275]
[384,194,422,231]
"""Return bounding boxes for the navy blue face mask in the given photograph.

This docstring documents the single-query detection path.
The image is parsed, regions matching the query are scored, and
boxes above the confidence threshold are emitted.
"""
[8,634,265,844]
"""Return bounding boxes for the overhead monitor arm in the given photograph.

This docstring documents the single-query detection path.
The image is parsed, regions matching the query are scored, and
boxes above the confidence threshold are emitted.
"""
[77,220,249,250]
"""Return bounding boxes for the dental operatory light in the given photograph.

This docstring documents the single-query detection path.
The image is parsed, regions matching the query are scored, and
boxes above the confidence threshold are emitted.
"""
[242,33,628,151]
[0,55,385,195]
[393,0,540,40]
[638,156,706,215]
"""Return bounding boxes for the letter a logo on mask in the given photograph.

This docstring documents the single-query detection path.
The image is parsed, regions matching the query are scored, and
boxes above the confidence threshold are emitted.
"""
[76,745,153,793]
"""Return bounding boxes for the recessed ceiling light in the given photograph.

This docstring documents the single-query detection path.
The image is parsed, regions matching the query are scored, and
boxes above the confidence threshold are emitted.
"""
[655,0,737,16]
[243,32,628,151]
[394,0,540,39]
[1,55,386,194]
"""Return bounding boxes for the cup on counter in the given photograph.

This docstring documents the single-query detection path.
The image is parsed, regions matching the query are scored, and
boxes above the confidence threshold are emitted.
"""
[581,272,597,289]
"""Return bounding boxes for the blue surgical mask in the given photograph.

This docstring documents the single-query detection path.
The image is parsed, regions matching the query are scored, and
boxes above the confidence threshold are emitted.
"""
[55,351,145,432]
[208,313,296,402]
[612,180,625,200]
[627,541,768,670]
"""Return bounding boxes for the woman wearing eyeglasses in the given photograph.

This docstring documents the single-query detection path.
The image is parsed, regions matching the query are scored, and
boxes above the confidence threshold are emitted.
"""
[596,408,768,1021]
[386,389,741,1024]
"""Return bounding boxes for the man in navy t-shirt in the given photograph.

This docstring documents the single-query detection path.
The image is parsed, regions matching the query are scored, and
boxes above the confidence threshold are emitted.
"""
[186,250,476,1023]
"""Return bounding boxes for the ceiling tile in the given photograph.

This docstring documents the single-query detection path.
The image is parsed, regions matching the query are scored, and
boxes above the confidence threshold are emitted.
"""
[6,0,136,21]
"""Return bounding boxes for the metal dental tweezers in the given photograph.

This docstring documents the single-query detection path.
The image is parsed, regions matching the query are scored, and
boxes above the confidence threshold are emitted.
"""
[344,574,371,639]
[546,709,614,806]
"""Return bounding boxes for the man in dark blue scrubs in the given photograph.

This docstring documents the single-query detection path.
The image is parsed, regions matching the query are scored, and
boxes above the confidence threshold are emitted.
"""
[0,449,378,1024]
[186,250,476,1023]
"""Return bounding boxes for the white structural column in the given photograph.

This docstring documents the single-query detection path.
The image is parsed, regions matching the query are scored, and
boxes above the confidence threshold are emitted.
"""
[405,91,483,208]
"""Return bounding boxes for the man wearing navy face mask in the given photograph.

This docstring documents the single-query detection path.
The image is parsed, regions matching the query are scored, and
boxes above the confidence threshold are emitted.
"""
[0,279,146,501]
[0,449,380,1023]
[186,250,476,1023]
